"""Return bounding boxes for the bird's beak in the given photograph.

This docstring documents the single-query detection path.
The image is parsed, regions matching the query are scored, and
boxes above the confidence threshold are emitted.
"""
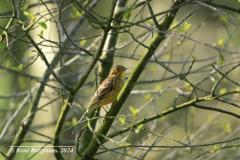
[122,66,127,71]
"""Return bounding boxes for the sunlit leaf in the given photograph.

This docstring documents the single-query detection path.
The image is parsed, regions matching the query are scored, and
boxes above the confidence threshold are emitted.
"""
[150,65,157,72]
[71,6,83,19]
[219,88,227,95]
[144,94,151,101]
[235,87,240,92]
[162,53,172,60]
[217,38,225,48]
[179,22,192,32]
[129,106,139,117]
[210,145,219,153]
[118,115,126,125]
[134,124,144,134]
[119,141,131,147]
[183,22,191,32]
[71,117,78,126]
[183,82,193,92]
[219,15,228,24]
[79,39,87,46]
[223,123,232,133]
[23,11,36,21]
[155,84,162,90]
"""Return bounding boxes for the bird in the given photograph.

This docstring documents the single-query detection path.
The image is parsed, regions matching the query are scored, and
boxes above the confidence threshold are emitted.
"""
[74,65,126,137]
[87,65,127,112]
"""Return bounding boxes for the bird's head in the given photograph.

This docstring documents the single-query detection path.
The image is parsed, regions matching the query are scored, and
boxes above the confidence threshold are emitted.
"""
[109,65,127,77]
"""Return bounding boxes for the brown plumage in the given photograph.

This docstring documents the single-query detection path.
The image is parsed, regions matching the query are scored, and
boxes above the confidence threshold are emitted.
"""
[87,65,126,112]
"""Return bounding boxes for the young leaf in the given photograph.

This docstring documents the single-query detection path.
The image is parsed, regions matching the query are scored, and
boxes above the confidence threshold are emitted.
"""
[38,22,47,30]
[217,38,225,48]
[219,88,227,95]
[23,11,36,21]
[223,123,231,133]
[118,115,126,125]
[134,124,144,134]
[129,106,139,117]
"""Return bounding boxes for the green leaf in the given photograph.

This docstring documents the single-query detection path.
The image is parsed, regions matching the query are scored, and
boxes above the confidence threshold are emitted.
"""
[0,42,6,52]
[38,21,47,30]
[150,65,157,72]
[235,87,240,92]
[71,6,83,19]
[155,84,162,90]
[144,94,151,101]
[219,88,227,95]
[119,141,131,146]
[183,22,191,32]
[210,145,219,153]
[71,118,78,126]
[134,124,144,134]
[217,38,225,48]
[79,39,87,46]
[129,106,139,117]
[223,123,231,133]
[183,82,193,92]
[162,53,172,60]
[118,115,126,125]
[179,22,192,32]
[11,64,24,72]
[17,64,24,71]
[38,30,44,37]
[219,15,228,24]
[124,10,131,20]
[123,6,133,20]
[23,11,36,21]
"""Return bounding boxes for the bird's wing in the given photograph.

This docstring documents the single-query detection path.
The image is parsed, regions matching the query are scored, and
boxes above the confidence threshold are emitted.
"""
[89,78,114,106]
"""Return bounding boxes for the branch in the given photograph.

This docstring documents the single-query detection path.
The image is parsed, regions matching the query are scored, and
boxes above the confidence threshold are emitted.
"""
[203,1,240,14]
[26,34,72,91]
[53,29,110,160]
[77,0,128,156]
[0,92,33,142]
[77,1,185,159]
[5,0,98,159]
[193,104,240,119]
[107,91,240,140]
[97,136,240,155]
[53,0,119,159]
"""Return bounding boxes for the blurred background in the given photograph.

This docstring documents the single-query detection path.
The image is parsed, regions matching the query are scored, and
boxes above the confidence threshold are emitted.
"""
[0,0,240,159]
